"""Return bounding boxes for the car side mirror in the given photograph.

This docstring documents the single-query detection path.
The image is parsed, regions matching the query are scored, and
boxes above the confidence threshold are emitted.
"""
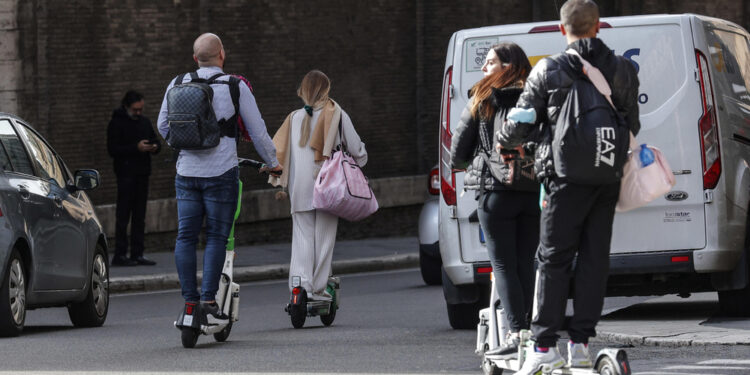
[70,169,100,192]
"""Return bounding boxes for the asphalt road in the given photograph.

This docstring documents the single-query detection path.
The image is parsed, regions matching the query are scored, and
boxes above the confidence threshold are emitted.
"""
[1,269,749,374]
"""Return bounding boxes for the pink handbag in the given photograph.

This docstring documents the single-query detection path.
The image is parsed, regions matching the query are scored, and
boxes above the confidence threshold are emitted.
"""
[312,120,378,221]
[616,134,676,212]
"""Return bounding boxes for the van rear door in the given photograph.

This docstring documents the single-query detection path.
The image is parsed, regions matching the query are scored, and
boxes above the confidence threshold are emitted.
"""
[603,16,707,254]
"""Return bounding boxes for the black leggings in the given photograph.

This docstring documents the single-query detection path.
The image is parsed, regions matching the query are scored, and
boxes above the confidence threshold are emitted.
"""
[477,190,540,332]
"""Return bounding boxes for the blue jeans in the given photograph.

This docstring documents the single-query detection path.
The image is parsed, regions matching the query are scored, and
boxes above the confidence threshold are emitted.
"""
[174,167,239,302]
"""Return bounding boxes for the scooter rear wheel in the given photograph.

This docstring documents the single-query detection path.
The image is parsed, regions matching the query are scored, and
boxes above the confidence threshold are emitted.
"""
[597,356,624,375]
[181,327,200,348]
[290,293,307,329]
[213,321,232,342]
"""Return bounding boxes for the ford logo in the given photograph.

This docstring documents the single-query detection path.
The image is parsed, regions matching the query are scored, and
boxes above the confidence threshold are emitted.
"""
[665,191,689,201]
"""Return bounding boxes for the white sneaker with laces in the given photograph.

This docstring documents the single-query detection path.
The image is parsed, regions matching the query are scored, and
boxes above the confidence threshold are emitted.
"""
[567,341,592,368]
[516,345,565,375]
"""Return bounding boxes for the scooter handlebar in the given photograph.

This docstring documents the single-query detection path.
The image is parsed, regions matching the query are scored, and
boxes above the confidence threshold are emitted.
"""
[238,158,282,176]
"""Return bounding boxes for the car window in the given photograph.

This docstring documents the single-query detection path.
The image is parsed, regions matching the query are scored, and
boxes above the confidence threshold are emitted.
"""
[0,119,35,175]
[705,27,750,105]
[15,124,67,188]
[0,136,11,172]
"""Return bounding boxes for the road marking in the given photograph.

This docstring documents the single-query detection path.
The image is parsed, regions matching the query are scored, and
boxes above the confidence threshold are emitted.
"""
[699,359,750,365]
[666,365,750,371]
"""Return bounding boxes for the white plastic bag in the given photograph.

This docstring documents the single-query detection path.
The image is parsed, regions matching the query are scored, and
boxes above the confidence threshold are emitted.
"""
[616,134,676,212]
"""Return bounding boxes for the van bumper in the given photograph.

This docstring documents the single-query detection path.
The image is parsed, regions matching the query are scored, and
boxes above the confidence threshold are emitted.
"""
[609,248,742,274]
[609,251,696,274]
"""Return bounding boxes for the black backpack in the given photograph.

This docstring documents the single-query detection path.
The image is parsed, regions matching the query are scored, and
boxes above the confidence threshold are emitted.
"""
[165,72,240,150]
[552,56,629,184]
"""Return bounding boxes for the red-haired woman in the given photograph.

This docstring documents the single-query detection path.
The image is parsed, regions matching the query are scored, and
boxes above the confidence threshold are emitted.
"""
[450,42,539,356]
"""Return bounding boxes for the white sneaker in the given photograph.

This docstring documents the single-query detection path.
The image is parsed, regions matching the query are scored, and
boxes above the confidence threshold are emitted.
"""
[567,341,592,368]
[516,345,565,375]
[310,290,332,301]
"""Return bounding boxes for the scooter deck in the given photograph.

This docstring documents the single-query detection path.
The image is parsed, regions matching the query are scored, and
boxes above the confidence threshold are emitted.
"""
[485,356,598,374]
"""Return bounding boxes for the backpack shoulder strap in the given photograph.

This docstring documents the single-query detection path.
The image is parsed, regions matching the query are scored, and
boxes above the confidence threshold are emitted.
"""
[189,71,199,82]
[175,73,187,86]
[566,49,615,109]
[205,72,226,83]
[228,76,240,116]
[216,76,242,140]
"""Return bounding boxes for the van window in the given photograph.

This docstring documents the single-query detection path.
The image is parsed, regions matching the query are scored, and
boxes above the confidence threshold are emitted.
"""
[459,24,686,116]
[705,27,750,104]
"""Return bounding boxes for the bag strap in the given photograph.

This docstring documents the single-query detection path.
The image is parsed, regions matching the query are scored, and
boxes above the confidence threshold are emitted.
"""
[175,73,187,86]
[566,49,616,109]
[205,72,226,83]
[337,114,349,154]
[216,76,241,140]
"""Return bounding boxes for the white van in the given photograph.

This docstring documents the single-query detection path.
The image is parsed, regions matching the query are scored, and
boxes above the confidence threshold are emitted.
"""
[438,14,750,329]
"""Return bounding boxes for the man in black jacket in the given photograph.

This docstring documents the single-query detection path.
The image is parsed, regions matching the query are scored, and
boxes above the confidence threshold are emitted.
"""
[107,90,161,266]
[496,1,640,373]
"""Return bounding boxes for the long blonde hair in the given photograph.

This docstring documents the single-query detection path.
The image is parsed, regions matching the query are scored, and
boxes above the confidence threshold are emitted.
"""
[297,70,331,147]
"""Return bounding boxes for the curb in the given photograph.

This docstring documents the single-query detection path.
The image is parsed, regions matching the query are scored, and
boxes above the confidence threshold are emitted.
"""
[597,331,750,347]
[110,253,419,294]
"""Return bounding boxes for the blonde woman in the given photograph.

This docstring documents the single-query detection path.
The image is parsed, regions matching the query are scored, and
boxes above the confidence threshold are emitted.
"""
[270,70,367,299]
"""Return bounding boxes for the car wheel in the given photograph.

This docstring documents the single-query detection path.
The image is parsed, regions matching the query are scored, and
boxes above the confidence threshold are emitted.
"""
[68,244,109,327]
[0,249,26,337]
[419,249,442,285]
[718,248,750,318]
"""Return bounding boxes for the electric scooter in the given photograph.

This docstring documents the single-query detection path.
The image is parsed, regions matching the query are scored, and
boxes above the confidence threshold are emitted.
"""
[175,157,277,348]
[476,273,631,375]
[285,275,340,328]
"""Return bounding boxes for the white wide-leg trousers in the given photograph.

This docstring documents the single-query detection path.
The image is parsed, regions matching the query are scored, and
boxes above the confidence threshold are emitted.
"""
[289,209,339,293]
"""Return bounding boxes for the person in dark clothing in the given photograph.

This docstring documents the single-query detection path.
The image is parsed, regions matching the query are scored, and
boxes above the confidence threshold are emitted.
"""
[107,90,161,266]
[450,42,539,357]
[496,1,641,373]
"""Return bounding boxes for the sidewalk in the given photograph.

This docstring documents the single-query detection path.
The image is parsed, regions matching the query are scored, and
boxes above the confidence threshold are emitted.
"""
[109,236,419,293]
[597,292,750,346]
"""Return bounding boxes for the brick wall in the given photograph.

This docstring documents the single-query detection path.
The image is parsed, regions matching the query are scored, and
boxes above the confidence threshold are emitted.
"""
[13,0,750,207]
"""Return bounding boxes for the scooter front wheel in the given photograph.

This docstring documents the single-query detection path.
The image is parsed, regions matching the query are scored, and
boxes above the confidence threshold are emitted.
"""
[320,305,336,326]
[481,355,503,375]
[213,321,232,342]
[181,327,200,348]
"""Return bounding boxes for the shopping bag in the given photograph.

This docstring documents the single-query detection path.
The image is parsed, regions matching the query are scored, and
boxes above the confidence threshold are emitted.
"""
[616,139,676,212]
[312,149,378,221]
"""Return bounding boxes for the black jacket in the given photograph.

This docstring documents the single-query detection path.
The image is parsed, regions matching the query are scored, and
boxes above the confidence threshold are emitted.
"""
[497,38,640,181]
[451,87,538,193]
[107,107,161,176]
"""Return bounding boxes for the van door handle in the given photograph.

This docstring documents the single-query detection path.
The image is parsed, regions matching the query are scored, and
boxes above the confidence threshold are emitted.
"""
[17,185,30,199]
[672,170,691,175]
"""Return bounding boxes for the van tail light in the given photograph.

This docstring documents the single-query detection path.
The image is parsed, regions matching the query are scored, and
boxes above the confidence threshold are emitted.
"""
[428,167,440,195]
[696,50,721,189]
[528,22,612,33]
[439,66,456,206]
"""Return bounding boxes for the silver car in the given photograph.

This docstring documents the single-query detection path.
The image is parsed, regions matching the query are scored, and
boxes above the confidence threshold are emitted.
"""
[0,113,108,336]
[418,165,441,285]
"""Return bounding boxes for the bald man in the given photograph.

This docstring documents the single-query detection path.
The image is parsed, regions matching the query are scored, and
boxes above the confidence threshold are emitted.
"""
[497,0,640,373]
[158,33,282,323]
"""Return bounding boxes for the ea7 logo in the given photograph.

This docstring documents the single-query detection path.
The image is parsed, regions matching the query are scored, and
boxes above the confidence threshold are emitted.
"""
[595,127,616,167]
